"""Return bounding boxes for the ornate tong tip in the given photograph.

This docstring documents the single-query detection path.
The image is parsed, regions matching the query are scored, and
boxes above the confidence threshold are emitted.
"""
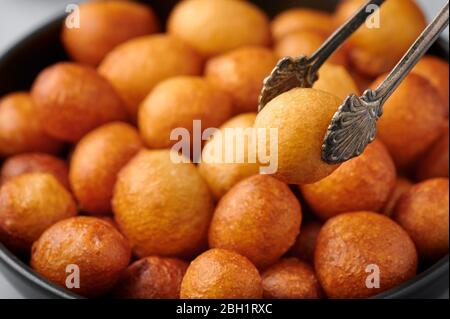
[258,56,316,112]
[321,93,381,164]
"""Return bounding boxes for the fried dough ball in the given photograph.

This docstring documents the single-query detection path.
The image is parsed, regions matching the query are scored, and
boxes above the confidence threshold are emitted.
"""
[416,123,449,181]
[209,175,302,268]
[198,113,259,200]
[31,63,127,142]
[180,248,263,299]
[167,0,271,57]
[98,216,119,230]
[0,92,63,156]
[69,122,142,215]
[289,221,322,263]
[274,31,348,68]
[271,8,334,40]
[300,140,396,220]
[205,46,277,113]
[1,153,70,190]
[393,178,449,261]
[114,256,188,299]
[138,76,233,149]
[261,258,322,299]
[382,177,413,216]
[254,88,341,184]
[313,63,359,100]
[31,216,131,298]
[62,0,159,65]
[412,55,449,116]
[98,34,203,120]
[113,149,214,258]
[373,73,446,169]
[334,0,426,76]
[315,211,418,298]
[0,173,77,254]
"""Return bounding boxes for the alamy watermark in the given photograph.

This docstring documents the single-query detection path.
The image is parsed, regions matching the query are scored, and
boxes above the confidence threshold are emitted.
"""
[365,264,381,289]
[365,4,381,29]
[65,4,80,29]
[169,120,278,174]
[65,264,80,289]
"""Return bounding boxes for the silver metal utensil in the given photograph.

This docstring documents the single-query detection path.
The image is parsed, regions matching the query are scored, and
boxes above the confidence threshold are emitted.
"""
[322,1,449,164]
[258,0,386,112]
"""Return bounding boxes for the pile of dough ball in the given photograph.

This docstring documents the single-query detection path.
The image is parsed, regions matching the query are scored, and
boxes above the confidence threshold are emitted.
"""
[0,0,448,299]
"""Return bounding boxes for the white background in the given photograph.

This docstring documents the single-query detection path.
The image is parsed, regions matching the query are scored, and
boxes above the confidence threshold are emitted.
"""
[0,0,448,298]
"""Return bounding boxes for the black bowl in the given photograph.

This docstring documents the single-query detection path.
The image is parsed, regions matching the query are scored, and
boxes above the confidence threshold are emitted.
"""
[0,0,448,299]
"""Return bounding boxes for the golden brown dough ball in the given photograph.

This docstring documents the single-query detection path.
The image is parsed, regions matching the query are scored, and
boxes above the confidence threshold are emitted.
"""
[31,63,128,142]
[209,175,302,268]
[271,8,334,40]
[114,256,188,299]
[300,140,396,220]
[412,55,449,116]
[180,248,263,299]
[31,216,131,298]
[289,220,322,263]
[261,258,322,299]
[205,46,277,113]
[69,122,142,215]
[98,34,203,120]
[113,149,214,259]
[382,177,413,216]
[198,113,259,200]
[98,216,119,230]
[254,88,341,184]
[274,30,348,68]
[167,0,271,57]
[1,153,70,190]
[138,76,233,149]
[393,178,449,261]
[315,211,418,298]
[0,173,77,254]
[62,0,159,65]
[416,124,449,181]
[313,63,359,100]
[334,0,426,77]
[373,73,446,169]
[0,92,63,157]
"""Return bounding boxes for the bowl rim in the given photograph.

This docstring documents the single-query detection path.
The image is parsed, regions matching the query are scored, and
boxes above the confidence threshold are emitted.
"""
[0,12,448,300]
[1,241,449,299]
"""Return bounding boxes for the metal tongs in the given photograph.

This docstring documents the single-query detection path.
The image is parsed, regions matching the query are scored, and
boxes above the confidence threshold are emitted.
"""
[258,0,449,165]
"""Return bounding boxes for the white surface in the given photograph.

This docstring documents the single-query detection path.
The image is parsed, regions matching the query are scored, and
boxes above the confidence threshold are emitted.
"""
[0,273,21,299]
[0,0,448,299]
